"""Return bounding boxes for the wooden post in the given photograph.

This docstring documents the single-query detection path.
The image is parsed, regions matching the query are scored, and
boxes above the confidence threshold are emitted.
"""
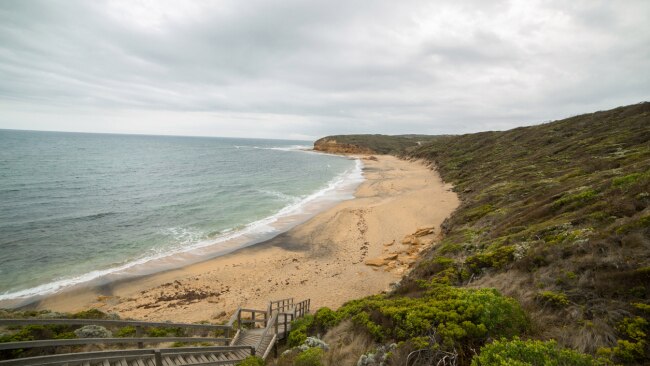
[136,326,144,349]
[274,342,278,358]
[284,316,288,338]
[251,346,256,356]
[237,310,241,330]
[274,315,278,337]
[154,349,163,366]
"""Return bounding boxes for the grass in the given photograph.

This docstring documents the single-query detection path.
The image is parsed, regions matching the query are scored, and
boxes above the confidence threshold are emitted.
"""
[402,102,650,358]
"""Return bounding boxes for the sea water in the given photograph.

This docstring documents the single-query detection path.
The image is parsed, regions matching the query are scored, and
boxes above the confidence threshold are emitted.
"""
[0,130,362,305]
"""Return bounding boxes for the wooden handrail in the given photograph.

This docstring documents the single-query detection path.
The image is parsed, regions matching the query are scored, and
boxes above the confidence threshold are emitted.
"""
[255,311,278,356]
[0,318,230,331]
[226,306,242,327]
[0,337,231,350]
[0,345,255,366]
[262,334,277,360]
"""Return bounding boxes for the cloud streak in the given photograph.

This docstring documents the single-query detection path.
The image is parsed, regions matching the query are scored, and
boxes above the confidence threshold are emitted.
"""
[0,0,648,139]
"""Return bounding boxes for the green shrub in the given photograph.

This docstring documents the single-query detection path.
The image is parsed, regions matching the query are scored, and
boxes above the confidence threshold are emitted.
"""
[287,315,314,347]
[313,307,340,330]
[597,340,645,364]
[552,189,597,209]
[115,326,136,338]
[294,347,323,366]
[461,204,494,222]
[334,285,528,353]
[472,337,606,365]
[612,173,643,189]
[597,316,648,363]
[236,355,265,366]
[536,291,570,307]
[465,246,515,273]
[616,316,647,341]
[146,327,169,338]
[631,302,650,313]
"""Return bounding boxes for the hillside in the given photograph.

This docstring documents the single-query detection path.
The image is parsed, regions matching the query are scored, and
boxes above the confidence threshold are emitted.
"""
[408,102,649,347]
[300,103,649,365]
[313,134,439,155]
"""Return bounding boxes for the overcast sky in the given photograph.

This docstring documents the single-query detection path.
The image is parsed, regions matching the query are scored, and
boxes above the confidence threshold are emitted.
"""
[0,1,648,140]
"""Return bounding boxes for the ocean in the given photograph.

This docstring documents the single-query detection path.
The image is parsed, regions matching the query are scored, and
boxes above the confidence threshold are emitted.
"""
[0,130,362,305]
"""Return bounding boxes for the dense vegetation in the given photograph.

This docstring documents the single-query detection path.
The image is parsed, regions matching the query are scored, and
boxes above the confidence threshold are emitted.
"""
[313,134,439,155]
[302,102,649,365]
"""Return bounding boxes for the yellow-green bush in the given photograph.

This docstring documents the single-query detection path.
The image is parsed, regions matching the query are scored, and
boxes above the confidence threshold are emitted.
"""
[287,314,314,347]
[236,356,264,366]
[536,291,570,307]
[293,347,323,366]
[333,285,528,354]
[472,338,607,365]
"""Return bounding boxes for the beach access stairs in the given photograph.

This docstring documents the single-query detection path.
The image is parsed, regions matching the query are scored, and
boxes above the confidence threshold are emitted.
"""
[0,297,310,366]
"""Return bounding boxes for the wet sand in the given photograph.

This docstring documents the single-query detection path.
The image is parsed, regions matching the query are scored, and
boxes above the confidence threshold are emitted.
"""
[35,155,458,323]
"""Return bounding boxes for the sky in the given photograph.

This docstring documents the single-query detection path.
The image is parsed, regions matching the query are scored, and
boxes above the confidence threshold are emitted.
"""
[0,1,648,141]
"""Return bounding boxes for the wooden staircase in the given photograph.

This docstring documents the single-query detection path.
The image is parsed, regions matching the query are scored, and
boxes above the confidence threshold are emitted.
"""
[0,298,310,366]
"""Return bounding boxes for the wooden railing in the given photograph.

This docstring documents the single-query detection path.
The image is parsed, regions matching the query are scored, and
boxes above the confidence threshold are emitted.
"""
[0,297,312,364]
[236,308,268,329]
[268,297,294,315]
[294,299,310,318]
[0,345,255,366]
[0,337,231,351]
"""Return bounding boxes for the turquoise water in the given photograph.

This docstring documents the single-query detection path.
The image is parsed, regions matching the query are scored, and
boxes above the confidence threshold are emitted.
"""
[0,130,361,303]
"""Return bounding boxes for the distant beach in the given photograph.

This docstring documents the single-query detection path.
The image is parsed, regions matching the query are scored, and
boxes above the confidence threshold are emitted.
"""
[34,155,459,322]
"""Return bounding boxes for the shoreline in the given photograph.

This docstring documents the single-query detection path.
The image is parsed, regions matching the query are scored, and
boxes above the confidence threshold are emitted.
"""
[0,152,362,306]
[30,155,458,322]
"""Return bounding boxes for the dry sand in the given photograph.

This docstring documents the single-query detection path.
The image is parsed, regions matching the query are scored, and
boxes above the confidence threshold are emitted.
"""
[35,155,458,323]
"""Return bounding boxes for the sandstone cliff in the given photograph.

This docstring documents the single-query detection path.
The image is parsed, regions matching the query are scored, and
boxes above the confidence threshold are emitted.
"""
[313,137,376,154]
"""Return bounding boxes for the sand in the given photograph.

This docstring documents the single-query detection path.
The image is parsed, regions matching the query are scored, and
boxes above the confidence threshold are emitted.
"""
[35,155,458,323]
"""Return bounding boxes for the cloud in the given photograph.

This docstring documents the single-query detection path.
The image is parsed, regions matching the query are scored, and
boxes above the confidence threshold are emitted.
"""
[0,0,648,139]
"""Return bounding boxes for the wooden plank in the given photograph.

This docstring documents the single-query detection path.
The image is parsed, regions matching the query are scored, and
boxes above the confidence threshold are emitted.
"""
[194,355,209,363]
[0,319,230,331]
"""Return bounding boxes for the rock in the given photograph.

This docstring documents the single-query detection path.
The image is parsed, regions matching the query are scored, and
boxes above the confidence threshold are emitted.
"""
[364,258,386,267]
[383,240,395,247]
[413,227,435,237]
[74,325,112,338]
[401,235,420,245]
[365,254,399,267]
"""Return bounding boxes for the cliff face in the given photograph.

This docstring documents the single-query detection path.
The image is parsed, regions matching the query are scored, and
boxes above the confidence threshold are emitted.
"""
[313,137,376,154]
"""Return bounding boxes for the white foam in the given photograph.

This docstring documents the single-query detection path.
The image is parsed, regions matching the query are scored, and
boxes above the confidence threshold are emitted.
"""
[0,158,364,303]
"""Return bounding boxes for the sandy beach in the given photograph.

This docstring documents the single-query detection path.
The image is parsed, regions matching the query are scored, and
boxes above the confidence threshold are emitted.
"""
[35,155,458,323]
